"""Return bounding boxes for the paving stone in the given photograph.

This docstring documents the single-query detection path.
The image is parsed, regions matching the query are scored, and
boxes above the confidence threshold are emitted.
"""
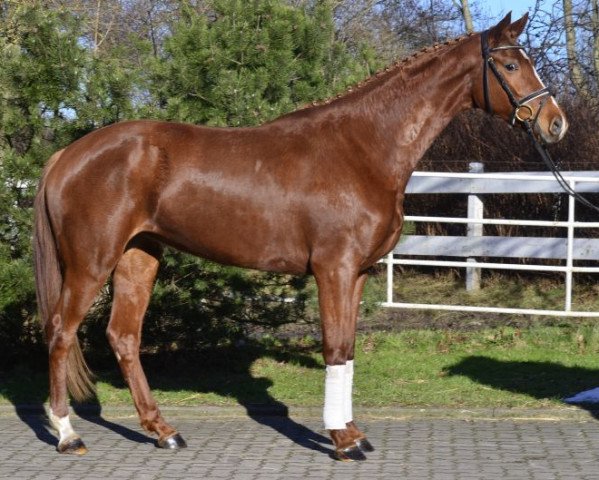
[2,414,599,479]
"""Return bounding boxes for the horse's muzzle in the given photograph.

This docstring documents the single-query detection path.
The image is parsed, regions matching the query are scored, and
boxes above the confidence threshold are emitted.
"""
[538,113,568,144]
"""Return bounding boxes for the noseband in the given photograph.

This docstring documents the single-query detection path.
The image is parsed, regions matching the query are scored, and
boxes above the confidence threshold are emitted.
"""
[481,30,552,126]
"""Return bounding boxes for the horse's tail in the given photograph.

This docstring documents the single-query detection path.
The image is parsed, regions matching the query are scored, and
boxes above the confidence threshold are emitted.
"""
[33,150,96,402]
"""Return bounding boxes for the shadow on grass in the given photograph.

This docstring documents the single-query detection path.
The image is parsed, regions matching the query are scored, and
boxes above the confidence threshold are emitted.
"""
[445,355,599,417]
[1,339,332,455]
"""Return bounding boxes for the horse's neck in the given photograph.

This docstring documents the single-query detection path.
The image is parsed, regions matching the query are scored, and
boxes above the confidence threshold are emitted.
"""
[353,36,479,181]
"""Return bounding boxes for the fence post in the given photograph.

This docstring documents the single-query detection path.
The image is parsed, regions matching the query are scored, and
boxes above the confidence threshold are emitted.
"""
[565,179,576,312]
[386,252,394,305]
[466,162,484,291]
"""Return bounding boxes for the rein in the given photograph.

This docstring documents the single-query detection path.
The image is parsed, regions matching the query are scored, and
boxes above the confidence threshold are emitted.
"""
[480,30,599,214]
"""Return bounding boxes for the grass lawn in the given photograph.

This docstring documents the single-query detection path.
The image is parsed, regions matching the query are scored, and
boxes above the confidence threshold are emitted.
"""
[3,325,599,410]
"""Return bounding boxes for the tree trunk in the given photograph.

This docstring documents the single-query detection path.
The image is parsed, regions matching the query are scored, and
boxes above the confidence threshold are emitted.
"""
[458,0,474,33]
[592,0,599,83]
[563,0,590,100]
[453,0,473,33]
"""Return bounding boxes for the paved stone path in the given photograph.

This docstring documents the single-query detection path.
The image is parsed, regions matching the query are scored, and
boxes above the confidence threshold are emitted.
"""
[2,411,599,479]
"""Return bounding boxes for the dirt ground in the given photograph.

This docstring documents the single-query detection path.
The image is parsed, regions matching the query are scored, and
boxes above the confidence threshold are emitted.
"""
[259,307,576,342]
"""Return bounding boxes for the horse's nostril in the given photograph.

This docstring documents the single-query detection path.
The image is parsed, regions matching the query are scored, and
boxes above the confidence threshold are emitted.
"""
[550,117,563,136]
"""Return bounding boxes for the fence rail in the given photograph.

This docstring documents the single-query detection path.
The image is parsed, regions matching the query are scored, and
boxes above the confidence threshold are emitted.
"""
[382,169,599,317]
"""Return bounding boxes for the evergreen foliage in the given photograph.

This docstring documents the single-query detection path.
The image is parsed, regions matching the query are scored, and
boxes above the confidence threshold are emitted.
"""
[0,4,88,365]
[148,0,372,126]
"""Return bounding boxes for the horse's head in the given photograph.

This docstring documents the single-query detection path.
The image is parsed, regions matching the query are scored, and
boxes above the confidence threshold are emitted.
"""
[472,12,567,144]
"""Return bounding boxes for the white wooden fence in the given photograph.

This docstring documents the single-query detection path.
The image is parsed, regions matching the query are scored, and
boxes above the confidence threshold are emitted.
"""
[382,168,599,317]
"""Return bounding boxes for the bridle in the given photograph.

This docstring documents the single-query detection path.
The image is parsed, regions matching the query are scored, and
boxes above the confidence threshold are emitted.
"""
[480,29,599,214]
[480,29,552,127]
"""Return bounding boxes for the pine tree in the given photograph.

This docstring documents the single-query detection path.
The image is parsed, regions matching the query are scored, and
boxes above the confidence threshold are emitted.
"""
[0,3,88,365]
[147,0,374,126]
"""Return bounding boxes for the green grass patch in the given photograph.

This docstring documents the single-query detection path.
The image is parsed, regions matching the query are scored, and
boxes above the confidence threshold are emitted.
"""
[393,269,599,313]
[3,326,599,410]
[353,327,599,408]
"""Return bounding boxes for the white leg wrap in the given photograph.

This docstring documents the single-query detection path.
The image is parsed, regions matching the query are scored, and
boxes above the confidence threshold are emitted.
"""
[48,408,78,444]
[344,359,354,424]
[323,364,347,430]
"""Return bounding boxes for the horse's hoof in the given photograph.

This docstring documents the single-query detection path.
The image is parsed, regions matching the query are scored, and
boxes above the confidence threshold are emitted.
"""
[157,433,187,450]
[356,438,375,452]
[334,445,367,462]
[57,437,88,455]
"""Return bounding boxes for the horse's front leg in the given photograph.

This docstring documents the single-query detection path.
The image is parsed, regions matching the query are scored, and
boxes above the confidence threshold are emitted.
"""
[344,273,374,454]
[314,266,370,461]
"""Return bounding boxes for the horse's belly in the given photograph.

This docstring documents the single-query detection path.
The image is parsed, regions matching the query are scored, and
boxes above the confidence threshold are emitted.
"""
[151,205,310,275]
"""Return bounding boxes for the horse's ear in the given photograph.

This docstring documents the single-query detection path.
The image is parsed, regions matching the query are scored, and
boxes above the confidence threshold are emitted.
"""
[506,13,529,42]
[489,12,528,45]
[488,12,512,45]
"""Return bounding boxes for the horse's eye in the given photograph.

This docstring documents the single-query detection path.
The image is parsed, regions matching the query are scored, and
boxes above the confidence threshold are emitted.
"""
[505,63,519,72]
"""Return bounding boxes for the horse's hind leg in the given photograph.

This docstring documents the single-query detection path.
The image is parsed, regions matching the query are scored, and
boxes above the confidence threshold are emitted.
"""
[106,241,186,449]
[47,269,109,454]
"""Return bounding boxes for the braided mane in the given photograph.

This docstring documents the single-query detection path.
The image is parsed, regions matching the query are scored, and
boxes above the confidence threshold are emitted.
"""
[299,32,475,111]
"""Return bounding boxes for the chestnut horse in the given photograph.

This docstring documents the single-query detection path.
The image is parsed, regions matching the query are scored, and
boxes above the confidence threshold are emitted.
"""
[34,13,567,461]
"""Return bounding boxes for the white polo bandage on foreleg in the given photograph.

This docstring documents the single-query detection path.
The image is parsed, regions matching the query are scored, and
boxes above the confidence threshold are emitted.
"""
[323,364,347,430]
[48,408,78,444]
[344,359,354,424]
